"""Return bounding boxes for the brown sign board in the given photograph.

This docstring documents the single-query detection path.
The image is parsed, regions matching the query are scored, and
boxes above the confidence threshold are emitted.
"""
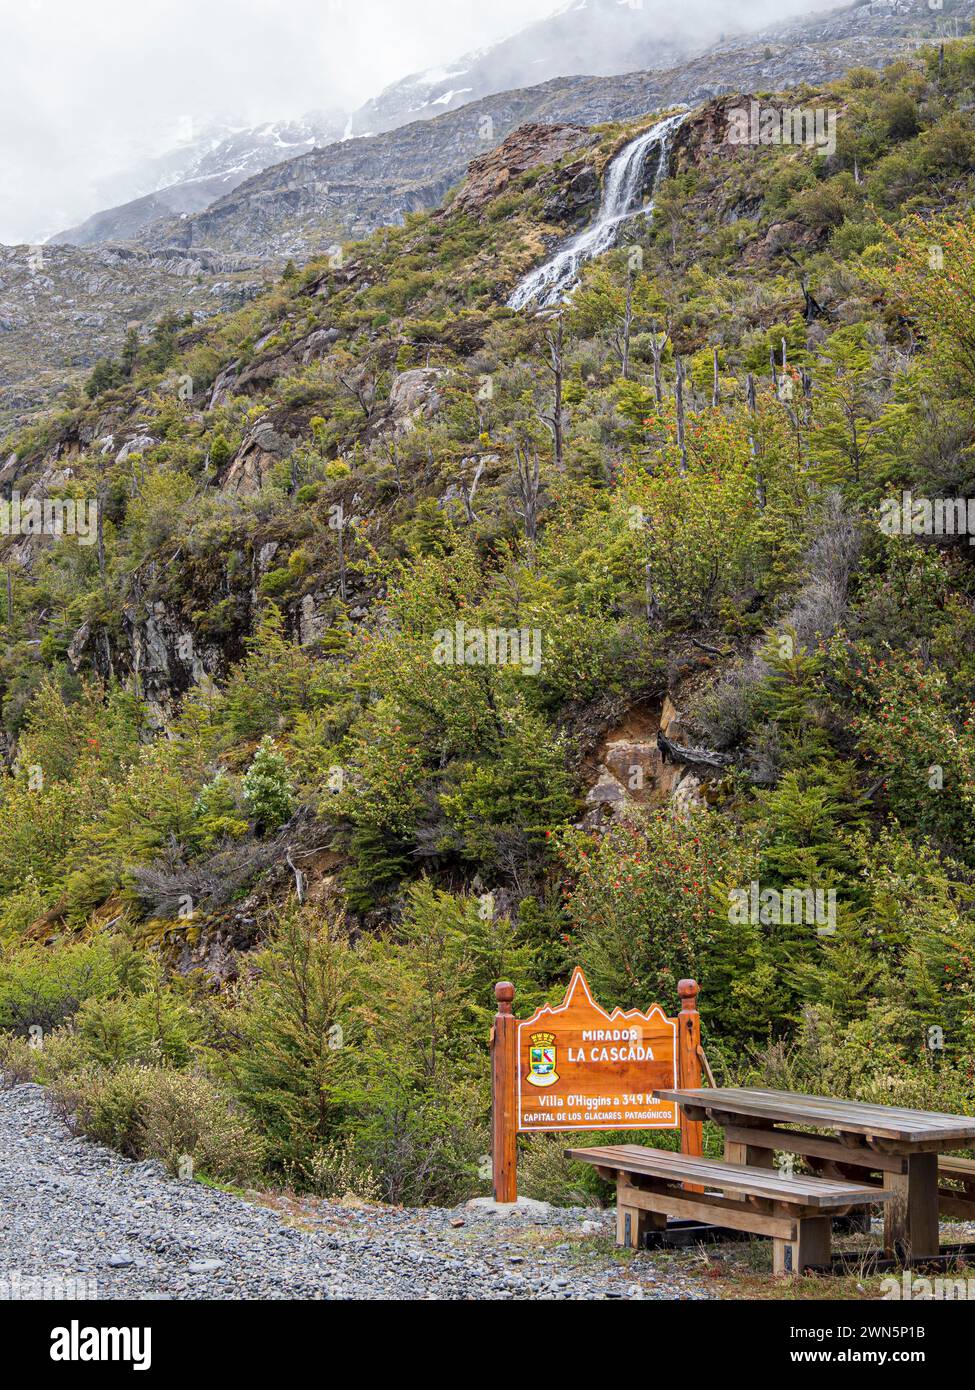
[515,968,679,1132]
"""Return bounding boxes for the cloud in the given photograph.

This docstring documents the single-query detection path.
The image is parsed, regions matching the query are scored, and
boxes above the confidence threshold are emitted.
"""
[0,0,850,245]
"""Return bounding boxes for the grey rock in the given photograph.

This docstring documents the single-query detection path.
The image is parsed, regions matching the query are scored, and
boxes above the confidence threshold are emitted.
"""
[0,1077,717,1301]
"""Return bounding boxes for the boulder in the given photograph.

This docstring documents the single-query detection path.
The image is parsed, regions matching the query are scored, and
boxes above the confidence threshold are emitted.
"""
[301,327,341,363]
[221,421,293,494]
[386,367,447,435]
[116,435,157,463]
[207,361,240,410]
[453,122,595,215]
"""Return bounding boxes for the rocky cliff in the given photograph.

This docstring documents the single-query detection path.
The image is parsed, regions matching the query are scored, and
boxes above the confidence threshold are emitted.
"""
[0,244,263,428]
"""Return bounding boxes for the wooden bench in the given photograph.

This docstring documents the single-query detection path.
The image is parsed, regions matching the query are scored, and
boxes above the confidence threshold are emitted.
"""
[938,1155,975,1220]
[568,1144,892,1275]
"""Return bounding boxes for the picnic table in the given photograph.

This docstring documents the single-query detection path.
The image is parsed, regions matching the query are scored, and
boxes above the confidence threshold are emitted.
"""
[655,1086,975,1259]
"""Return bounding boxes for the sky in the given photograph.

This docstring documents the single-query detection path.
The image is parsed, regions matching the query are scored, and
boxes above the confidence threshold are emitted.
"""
[0,0,848,246]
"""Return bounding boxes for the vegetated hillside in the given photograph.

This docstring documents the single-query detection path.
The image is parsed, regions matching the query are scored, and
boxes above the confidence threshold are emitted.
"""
[1,38,975,1207]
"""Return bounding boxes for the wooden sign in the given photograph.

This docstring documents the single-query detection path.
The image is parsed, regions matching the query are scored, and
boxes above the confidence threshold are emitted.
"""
[516,969,679,1132]
[491,971,701,1203]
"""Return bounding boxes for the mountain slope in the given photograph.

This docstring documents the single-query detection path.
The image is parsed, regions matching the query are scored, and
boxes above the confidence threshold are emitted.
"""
[43,0,807,252]
[0,244,262,427]
[48,116,347,250]
[52,0,952,256]
[346,0,766,136]
[137,10,939,261]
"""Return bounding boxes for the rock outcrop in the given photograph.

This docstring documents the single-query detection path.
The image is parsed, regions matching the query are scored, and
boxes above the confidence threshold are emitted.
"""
[0,243,261,429]
[453,124,596,214]
[221,421,295,495]
[584,696,707,824]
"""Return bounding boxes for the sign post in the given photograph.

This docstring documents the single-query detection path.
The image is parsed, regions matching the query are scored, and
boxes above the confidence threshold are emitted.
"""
[490,968,703,1203]
[677,979,702,1152]
[491,981,518,1204]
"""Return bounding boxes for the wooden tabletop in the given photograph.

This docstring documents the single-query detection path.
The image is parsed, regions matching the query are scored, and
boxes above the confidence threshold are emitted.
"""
[565,1144,891,1207]
[654,1087,975,1144]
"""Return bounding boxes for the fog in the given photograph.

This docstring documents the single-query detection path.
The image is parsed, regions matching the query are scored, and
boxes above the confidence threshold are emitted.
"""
[0,0,851,246]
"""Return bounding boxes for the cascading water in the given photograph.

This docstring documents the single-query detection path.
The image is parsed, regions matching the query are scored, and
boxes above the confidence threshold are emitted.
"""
[507,111,688,311]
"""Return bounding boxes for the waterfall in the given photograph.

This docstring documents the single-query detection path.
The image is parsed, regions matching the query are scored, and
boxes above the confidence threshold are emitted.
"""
[507,111,688,312]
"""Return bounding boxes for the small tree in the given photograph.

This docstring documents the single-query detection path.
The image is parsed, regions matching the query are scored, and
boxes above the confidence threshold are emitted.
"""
[243,737,294,831]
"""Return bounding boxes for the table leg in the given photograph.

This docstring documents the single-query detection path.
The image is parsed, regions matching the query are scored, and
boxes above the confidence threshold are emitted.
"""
[723,1128,775,1202]
[884,1152,939,1259]
[724,1136,775,1168]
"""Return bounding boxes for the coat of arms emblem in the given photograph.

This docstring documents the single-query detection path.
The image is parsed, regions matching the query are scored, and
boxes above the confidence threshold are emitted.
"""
[526,1031,559,1087]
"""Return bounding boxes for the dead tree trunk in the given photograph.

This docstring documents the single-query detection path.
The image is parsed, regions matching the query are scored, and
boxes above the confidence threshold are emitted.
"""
[644,560,657,624]
[331,506,348,602]
[541,314,566,471]
[459,458,485,524]
[512,444,541,542]
[621,273,634,381]
[675,355,689,476]
[746,373,766,510]
[650,322,667,407]
[96,484,106,579]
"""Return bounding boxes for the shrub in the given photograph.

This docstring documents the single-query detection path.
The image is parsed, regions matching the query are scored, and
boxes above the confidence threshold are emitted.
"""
[55,1065,264,1184]
[517,1134,604,1207]
[0,1031,38,1086]
[558,808,758,1015]
[294,1140,381,1203]
[239,745,293,828]
[193,774,249,851]
[0,1027,91,1087]
[138,1070,265,1183]
[74,984,200,1068]
[741,1005,975,1121]
[341,1072,488,1207]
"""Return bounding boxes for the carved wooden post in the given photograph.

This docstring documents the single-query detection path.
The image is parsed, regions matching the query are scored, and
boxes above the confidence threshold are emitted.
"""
[491,981,518,1203]
[677,979,703,1158]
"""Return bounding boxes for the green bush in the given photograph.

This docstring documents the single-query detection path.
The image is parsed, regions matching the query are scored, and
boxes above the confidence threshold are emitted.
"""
[0,1027,91,1087]
[55,1065,264,1184]
[226,909,355,1175]
[74,985,200,1068]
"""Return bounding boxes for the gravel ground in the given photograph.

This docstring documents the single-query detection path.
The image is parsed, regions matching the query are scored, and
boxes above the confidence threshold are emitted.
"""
[0,1082,711,1301]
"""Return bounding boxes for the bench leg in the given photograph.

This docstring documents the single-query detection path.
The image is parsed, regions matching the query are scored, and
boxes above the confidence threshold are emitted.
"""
[773,1216,831,1277]
[616,1179,666,1249]
[834,1208,872,1235]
